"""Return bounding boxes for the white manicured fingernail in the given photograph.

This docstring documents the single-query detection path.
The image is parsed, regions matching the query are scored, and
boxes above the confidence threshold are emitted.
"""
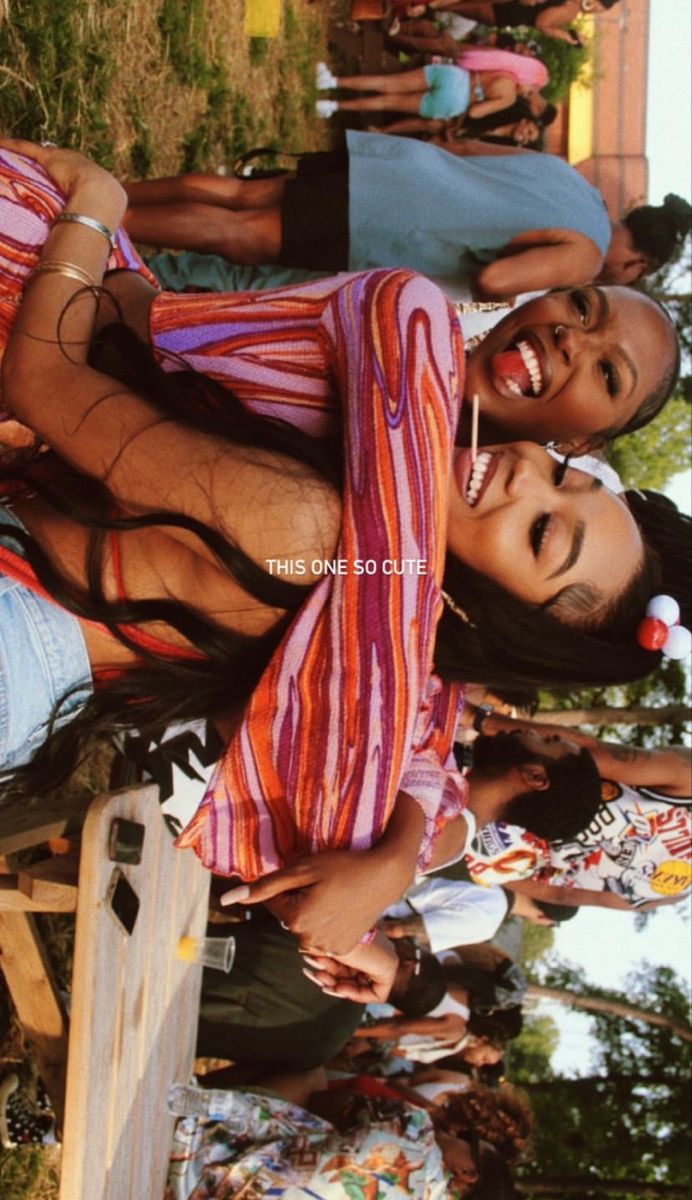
[221,885,251,906]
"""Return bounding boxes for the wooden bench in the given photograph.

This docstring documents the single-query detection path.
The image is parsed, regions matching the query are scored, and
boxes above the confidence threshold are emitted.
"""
[0,783,210,1199]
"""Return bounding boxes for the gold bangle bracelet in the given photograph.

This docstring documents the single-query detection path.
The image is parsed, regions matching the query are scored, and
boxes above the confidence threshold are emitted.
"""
[53,211,116,250]
[31,260,98,289]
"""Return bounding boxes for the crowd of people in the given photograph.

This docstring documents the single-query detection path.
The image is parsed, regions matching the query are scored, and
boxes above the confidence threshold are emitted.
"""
[0,1,690,1195]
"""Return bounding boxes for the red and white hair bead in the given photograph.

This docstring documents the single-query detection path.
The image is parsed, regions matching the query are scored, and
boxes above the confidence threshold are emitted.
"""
[637,595,692,660]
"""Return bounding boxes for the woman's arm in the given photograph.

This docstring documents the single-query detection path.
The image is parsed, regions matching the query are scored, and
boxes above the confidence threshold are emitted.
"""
[302,932,401,1003]
[535,2,581,38]
[364,1013,466,1040]
[176,270,467,897]
[538,24,582,44]
[242,800,455,954]
[1,141,338,582]
[476,227,603,297]
[221,793,425,954]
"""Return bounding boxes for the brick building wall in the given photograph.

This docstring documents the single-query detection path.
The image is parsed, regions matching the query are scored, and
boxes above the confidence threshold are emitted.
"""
[544,1,650,218]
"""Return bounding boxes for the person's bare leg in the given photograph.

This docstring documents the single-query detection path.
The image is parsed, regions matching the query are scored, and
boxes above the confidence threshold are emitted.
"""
[428,1,494,17]
[398,18,441,37]
[336,66,428,93]
[123,201,283,263]
[124,172,289,211]
[387,30,458,56]
[336,93,425,114]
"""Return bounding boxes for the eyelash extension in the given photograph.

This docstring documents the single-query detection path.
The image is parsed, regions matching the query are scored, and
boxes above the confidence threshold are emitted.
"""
[531,513,549,556]
[532,457,570,554]
[600,360,620,398]
[570,291,620,398]
[571,289,590,322]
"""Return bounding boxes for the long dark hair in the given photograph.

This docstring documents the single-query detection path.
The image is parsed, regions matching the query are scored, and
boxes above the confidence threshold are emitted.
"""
[462,98,530,137]
[435,546,662,693]
[1,325,687,802]
[0,323,340,803]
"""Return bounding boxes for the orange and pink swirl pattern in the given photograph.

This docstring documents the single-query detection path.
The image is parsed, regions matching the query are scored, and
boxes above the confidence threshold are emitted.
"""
[0,147,469,879]
[166,270,469,876]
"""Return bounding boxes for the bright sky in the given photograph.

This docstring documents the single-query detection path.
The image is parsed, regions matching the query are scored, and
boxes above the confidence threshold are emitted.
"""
[535,1,692,1075]
[644,0,691,206]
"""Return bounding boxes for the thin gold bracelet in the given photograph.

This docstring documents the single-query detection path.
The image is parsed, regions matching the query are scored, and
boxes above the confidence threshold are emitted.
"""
[53,211,116,250]
[31,260,98,289]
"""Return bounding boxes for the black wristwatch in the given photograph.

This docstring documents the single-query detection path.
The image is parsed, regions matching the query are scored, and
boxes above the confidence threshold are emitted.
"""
[473,703,495,734]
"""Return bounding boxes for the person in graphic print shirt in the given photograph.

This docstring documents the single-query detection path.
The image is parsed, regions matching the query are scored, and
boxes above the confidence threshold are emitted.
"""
[461,707,691,911]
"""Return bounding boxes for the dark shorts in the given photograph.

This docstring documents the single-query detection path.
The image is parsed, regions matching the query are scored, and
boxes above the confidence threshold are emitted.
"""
[279,147,350,271]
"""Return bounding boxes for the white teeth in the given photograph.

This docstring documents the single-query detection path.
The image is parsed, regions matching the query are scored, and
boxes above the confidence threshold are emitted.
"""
[516,339,543,396]
[466,451,492,506]
[505,377,522,396]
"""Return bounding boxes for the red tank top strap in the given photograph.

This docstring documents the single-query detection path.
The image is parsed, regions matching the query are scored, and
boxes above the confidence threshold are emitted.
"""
[0,542,51,599]
[0,536,204,662]
[107,527,205,660]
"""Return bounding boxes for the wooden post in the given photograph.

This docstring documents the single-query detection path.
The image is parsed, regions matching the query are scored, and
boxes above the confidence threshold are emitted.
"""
[0,910,69,1127]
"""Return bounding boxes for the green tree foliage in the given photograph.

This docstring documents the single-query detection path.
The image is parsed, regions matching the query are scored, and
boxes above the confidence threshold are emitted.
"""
[642,237,691,365]
[509,1011,560,1083]
[521,922,556,971]
[607,395,691,491]
[508,925,559,1081]
[515,962,691,1193]
[508,27,591,103]
[538,658,691,746]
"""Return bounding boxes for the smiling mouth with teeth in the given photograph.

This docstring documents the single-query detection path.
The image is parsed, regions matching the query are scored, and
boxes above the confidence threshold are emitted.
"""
[491,338,544,397]
[466,450,492,506]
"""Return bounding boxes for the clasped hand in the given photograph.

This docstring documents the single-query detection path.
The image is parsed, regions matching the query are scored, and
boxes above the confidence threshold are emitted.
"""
[0,137,127,212]
[301,932,400,1004]
[221,846,412,956]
